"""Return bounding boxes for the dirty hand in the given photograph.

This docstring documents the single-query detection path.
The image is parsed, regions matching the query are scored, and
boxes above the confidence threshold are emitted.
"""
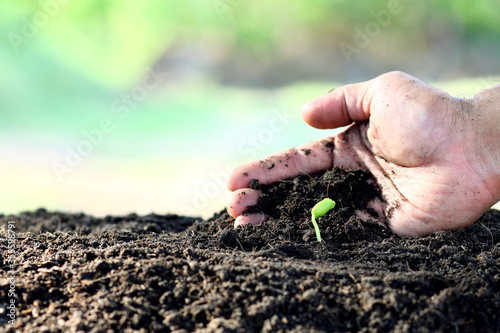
[226,71,500,236]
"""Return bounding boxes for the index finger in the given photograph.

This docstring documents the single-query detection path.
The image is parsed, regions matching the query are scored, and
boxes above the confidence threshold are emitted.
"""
[226,137,335,191]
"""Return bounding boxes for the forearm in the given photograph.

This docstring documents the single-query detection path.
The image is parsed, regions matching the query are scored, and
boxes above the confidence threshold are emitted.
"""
[471,84,500,201]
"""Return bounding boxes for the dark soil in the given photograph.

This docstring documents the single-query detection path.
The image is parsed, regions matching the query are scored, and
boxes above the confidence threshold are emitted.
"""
[1,168,500,332]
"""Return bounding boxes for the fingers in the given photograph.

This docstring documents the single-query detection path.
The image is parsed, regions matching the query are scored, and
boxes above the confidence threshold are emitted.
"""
[227,189,268,229]
[354,197,386,226]
[226,189,261,217]
[226,124,375,229]
[226,123,394,231]
[226,137,335,191]
[301,80,374,129]
[234,213,268,228]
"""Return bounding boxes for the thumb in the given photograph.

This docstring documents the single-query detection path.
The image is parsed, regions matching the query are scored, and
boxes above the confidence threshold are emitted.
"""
[301,80,374,129]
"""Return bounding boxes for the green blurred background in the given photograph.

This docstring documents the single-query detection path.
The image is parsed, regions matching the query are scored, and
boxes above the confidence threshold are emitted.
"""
[1,0,499,218]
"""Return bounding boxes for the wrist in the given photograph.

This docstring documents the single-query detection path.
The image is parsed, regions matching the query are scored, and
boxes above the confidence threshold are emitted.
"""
[470,86,500,202]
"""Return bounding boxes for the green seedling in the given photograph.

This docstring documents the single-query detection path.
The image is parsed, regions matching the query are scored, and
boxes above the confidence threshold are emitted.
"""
[311,198,336,243]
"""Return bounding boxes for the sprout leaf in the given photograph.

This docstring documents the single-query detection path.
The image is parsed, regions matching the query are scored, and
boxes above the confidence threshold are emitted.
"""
[311,198,336,243]
[312,198,336,218]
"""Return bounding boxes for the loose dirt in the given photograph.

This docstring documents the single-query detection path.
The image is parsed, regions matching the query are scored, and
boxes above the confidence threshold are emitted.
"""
[1,168,499,332]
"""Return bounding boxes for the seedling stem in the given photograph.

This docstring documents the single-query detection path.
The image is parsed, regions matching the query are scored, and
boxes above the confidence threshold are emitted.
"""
[311,198,336,242]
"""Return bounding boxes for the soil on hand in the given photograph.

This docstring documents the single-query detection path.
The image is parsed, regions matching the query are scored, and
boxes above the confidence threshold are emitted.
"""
[1,168,499,332]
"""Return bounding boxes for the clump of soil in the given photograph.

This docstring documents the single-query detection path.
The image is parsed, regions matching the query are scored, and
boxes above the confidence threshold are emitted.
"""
[239,168,390,256]
[1,167,500,332]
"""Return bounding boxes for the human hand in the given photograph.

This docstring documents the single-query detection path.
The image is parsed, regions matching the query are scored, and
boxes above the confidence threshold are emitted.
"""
[226,71,500,236]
